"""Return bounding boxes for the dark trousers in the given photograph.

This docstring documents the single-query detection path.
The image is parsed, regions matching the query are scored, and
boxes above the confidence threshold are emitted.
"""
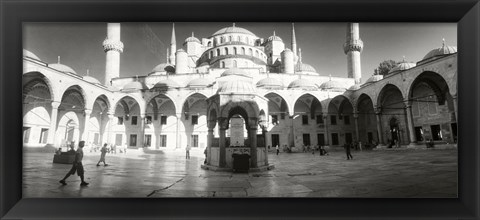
[346,151,353,160]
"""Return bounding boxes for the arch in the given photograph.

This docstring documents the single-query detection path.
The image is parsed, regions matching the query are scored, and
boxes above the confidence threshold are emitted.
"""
[229,36,233,42]
[233,60,237,68]
[293,93,322,118]
[221,61,226,68]
[220,101,259,121]
[207,41,212,47]
[377,84,405,109]
[113,94,146,115]
[147,93,178,114]
[356,93,378,144]
[210,51,213,59]
[216,49,221,56]
[234,47,238,55]
[60,85,87,112]
[90,94,110,113]
[23,71,55,102]
[249,48,253,56]
[407,71,450,106]
[264,92,290,115]
[241,47,246,55]
[225,47,229,55]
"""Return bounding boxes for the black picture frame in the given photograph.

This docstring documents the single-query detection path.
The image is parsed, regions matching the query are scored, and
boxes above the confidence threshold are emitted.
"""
[1,0,479,219]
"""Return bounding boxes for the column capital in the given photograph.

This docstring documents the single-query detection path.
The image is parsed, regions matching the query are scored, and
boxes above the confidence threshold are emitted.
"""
[218,117,229,130]
[107,113,115,119]
[84,109,92,115]
[51,101,61,109]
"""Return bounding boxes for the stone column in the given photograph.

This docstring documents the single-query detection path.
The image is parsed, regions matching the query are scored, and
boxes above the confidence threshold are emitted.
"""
[175,113,181,149]
[107,114,115,145]
[375,108,385,147]
[218,117,228,167]
[81,109,92,142]
[47,101,60,146]
[404,101,416,147]
[353,112,359,142]
[138,114,146,148]
[249,127,258,168]
[262,128,269,166]
[288,115,295,148]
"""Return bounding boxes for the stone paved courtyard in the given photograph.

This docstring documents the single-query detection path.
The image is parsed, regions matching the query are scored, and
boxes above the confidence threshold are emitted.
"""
[23,148,457,198]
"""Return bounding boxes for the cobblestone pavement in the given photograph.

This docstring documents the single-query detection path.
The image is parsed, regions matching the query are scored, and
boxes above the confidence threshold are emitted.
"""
[23,148,457,198]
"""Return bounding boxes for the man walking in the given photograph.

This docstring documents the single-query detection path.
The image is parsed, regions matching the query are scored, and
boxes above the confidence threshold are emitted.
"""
[186,145,191,159]
[96,143,108,166]
[59,141,89,186]
[344,142,353,160]
[276,145,279,155]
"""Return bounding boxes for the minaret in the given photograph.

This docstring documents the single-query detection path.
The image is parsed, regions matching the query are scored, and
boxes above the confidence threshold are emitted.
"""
[103,23,124,86]
[169,23,176,65]
[291,23,297,58]
[343,23,363,84]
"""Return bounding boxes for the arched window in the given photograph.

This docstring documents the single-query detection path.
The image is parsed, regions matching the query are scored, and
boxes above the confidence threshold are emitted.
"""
[233,60,237,68]
[221,61,225,68]
[207,41,212,47]
[225,47,229,55]
[221,37,225,43]
[234,47,238,55]
[210,51,213,59]
[255,50,259,57]
[217,49,221,56]
[241,47,246,55]
[249,48,253,56]
[229,36,233,42]
[237,36,241,42]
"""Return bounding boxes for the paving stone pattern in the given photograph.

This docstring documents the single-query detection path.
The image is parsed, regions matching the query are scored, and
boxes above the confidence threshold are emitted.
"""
[23,148,457,198]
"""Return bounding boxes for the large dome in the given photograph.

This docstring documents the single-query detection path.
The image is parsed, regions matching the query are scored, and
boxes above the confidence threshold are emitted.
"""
[422,41,457,61]
[267,32,283,42]
[83,76,101,84]
[288,78,318,90]
[184,35,201,44]
[256,77,284,89]
[122,81,148,91]
[319,80,347,90]
[187,77,213,88]
[217,80,256,94]
[220,68,251,78]
[23,49,40,60]
[49,63,77,75]
[213,25,255,37]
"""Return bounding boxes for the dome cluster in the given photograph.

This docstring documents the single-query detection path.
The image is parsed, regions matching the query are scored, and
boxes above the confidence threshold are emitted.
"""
[422,42,457,61]
[213,26,256,37]
[49,63,77,75]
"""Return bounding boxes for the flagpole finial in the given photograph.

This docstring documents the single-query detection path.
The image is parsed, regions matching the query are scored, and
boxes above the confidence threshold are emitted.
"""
[442,38,446,47]
[86,69,90,76]
[402,56,406,62]
[57,56,61,64]
[233,23,235,27]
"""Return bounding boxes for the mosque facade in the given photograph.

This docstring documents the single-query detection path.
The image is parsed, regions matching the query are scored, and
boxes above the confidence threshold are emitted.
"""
[23,23,457,170]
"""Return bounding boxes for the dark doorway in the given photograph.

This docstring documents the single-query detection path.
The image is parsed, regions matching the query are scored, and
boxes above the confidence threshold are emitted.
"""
[129,134,137,146]
[271,134,280,148]
[431,125,442,141]
[145,134,152,147]
[414,126,424,142]
[331,133,339,145]
[389,117,400,144]
[303,133,311,146]
[367,132,373,144]
[317,133,325,146]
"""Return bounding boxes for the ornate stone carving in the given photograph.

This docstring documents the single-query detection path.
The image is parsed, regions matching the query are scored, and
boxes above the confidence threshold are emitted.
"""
[343,39,364,54]
[103,38,124,53]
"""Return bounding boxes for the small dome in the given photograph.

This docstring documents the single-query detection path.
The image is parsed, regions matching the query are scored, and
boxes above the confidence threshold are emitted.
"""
[267,34,283,42]
[217,80,256,94]
[153,79,181,90]
[288,78,318,90]
[49,63,77,75]
[187,78,213,88]
[185,36,201,44]
[23,49,40,60]
[83,76,101,84]
[319,80,347,90]
[151,63,170,73]
[348,84,361,91]
[256,77,284,89]
[422,41,457,61]
[365,75,384,84]
[295,63,317,73]
[199,62,209,67]
[388,61,416,74]
[213,25,255,37]
[122,81,148,91]
[220,68,251,78]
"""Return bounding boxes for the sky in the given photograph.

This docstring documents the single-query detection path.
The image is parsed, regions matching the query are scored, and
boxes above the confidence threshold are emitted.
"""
[23,22,456,83]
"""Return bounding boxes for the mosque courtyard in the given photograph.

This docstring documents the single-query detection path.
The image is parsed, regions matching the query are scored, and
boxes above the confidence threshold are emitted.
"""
[22,148,457,198]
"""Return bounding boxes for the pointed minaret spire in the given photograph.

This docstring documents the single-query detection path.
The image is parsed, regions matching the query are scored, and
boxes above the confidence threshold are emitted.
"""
[291,23,297,57]
[273,30,276,36]
[57,56,61,64]
[192,32,194,37]
[169,23,176,64]
[86,69,90,76]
